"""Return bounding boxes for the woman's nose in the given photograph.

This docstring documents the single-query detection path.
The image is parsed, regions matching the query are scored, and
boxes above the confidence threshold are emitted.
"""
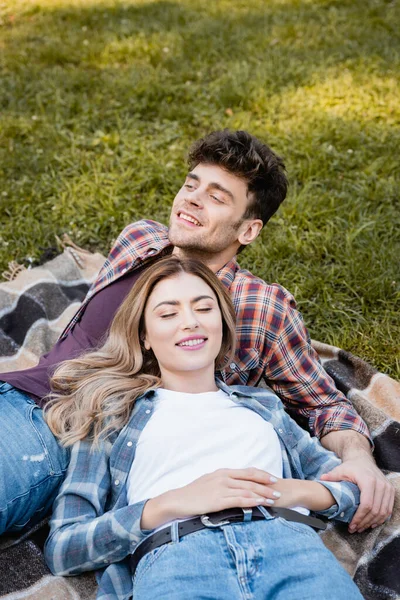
[181,311,199,330]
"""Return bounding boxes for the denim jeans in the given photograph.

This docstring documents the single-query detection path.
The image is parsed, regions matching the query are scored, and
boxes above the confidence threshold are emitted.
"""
[0,382,69,533]
[132,516,363,600]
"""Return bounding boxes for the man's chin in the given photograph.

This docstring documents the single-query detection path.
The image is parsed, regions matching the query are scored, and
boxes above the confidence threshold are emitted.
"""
[168,228,201,248]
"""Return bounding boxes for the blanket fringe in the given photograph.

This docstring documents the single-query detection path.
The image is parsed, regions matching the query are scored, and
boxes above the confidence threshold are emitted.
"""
[55,234,93,270]
[1,261,26,282]
[2,235,93,281]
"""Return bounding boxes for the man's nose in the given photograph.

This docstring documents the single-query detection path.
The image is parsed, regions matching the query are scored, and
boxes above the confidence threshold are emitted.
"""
[185,189,203,208]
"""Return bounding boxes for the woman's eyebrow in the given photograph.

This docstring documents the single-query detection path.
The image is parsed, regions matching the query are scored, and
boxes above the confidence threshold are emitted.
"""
[192,295,215,303]
[153,300,179,311]
[153,295,215,311]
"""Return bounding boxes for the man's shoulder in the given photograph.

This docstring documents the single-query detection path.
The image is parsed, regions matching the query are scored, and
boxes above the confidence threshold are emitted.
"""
[233,264,296,307]
[117,219,169,243]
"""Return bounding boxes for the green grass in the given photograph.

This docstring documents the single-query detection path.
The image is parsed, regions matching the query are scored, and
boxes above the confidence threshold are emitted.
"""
[0,0,399,377]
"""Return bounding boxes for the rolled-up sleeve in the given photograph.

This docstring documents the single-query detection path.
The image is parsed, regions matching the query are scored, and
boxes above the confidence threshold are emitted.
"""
[316,480,360,522]
[281,405,360,522]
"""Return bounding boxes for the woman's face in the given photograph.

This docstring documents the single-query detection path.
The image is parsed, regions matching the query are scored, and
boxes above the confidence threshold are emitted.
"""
[143,272,223,388]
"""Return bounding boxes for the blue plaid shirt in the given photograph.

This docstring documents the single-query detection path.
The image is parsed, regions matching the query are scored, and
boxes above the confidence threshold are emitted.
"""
[45,382,360,600]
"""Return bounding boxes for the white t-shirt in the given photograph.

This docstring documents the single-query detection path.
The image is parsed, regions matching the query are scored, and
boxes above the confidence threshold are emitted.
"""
[127,388,283,505]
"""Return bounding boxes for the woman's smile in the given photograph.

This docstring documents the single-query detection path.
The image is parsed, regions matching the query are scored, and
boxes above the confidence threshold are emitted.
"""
[176,336,208,350]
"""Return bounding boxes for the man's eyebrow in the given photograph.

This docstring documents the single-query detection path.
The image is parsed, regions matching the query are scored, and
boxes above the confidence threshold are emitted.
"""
[186,172,200,182]
[209,182,234,201]
[153,295,215,310]
[186,172,234,200]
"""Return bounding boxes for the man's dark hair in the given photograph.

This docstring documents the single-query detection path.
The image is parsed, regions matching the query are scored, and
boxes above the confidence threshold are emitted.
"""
[188,129,288,227]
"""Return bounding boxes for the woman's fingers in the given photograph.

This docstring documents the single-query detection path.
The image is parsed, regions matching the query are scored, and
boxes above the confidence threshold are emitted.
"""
[223,467,278,485]
[226,478,280,501]
[219,494,273,510]
[222,487,276,505]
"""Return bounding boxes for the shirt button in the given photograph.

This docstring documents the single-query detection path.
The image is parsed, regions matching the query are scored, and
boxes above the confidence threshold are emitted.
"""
[145,409,151,414]
[230,362,236,369]
[121,268,127,275]
[115,480,120,486]
[127,441,133,447]
[278,428,283,434]
[340,512,345,518]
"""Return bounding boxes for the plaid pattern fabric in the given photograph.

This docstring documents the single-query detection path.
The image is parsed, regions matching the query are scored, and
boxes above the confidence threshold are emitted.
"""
[45,382,360,600]
[60,220,370,441]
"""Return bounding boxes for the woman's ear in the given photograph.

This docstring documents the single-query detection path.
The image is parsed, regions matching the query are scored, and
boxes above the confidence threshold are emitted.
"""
[143,336,151,351]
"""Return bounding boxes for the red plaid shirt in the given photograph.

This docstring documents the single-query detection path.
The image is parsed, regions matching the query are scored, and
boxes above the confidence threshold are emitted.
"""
[61,220,370,441]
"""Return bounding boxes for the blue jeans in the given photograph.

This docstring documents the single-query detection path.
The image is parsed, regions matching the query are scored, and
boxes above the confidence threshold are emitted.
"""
[0,383,69,534]
[132,516,363,599]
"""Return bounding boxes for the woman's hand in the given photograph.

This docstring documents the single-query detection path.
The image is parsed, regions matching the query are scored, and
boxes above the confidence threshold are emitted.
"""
[141,467,280,530]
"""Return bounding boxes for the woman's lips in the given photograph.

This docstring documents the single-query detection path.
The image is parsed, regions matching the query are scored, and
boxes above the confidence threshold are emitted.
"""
[176,338,207,351]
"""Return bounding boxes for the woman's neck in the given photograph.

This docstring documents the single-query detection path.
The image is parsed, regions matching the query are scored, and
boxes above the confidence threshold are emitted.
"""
[159,367,218,394]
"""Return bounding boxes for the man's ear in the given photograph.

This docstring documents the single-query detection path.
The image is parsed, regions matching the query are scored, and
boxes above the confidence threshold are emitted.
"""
[237,219,263,247]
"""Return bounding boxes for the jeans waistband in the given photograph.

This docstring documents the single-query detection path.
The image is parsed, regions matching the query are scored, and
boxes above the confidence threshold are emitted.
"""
[130,506,326,574]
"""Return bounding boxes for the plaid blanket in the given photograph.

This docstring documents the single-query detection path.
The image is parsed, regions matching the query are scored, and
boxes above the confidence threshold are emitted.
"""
[0,246,399,600]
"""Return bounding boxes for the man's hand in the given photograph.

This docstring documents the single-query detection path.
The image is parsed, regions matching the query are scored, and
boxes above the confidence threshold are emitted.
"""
[320,429,395,532]
[320,458,395,532]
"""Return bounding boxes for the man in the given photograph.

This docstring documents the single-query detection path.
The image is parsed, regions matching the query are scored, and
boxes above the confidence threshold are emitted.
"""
[0,129,393,536]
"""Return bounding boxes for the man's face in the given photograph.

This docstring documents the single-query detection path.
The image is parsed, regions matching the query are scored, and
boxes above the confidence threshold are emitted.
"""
[168,163,254,258]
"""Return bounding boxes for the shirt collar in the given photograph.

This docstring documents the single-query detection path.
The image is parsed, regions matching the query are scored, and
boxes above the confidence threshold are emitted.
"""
[215,258,239,289]
[140,380,252,401]
[215,378,253,400]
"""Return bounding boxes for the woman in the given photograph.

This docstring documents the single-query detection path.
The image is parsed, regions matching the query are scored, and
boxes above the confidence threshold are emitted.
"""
[44,257,363,600]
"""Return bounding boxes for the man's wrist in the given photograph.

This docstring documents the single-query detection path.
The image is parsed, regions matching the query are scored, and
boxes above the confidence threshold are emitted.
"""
[321,429,373,461]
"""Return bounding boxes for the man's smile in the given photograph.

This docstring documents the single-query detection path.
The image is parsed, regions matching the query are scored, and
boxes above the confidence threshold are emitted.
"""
[177,211,202,227]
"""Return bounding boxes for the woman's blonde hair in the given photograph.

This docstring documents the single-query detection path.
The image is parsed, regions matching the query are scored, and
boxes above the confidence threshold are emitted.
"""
[45,256,236,447]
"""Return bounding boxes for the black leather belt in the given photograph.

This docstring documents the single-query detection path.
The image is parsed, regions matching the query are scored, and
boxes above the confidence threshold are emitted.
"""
[130,506,326,573]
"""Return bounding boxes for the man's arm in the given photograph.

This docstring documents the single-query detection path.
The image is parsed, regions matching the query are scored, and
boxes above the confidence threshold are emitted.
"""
[320,430,395,532]
[260,286,394,531]
[261,287,370,440]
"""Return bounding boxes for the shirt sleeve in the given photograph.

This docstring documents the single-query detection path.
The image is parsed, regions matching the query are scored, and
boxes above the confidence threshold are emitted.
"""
[44,440,151,576]
[262,287,371,443]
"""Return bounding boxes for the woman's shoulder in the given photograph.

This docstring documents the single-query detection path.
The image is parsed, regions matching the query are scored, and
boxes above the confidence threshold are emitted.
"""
[227,383,284,410]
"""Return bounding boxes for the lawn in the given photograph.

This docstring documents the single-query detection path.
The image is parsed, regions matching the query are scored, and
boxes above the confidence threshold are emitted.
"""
[0,0,399,377]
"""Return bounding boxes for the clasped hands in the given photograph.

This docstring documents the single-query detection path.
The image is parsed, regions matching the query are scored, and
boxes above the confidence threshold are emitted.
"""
[142,462,394,533]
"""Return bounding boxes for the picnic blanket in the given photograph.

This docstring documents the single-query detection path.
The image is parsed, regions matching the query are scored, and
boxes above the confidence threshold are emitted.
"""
[0,243,399,600]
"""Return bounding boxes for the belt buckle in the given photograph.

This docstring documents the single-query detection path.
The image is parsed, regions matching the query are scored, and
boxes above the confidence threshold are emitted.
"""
[200,514,230,528]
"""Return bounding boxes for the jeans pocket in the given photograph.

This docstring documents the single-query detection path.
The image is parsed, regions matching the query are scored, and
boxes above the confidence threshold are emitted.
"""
[277,517,317,539]
[133,544,170,588]
[28,403,69,475]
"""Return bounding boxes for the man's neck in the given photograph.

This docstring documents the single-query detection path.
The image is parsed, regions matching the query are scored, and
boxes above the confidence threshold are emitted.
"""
[171,247,236,274]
